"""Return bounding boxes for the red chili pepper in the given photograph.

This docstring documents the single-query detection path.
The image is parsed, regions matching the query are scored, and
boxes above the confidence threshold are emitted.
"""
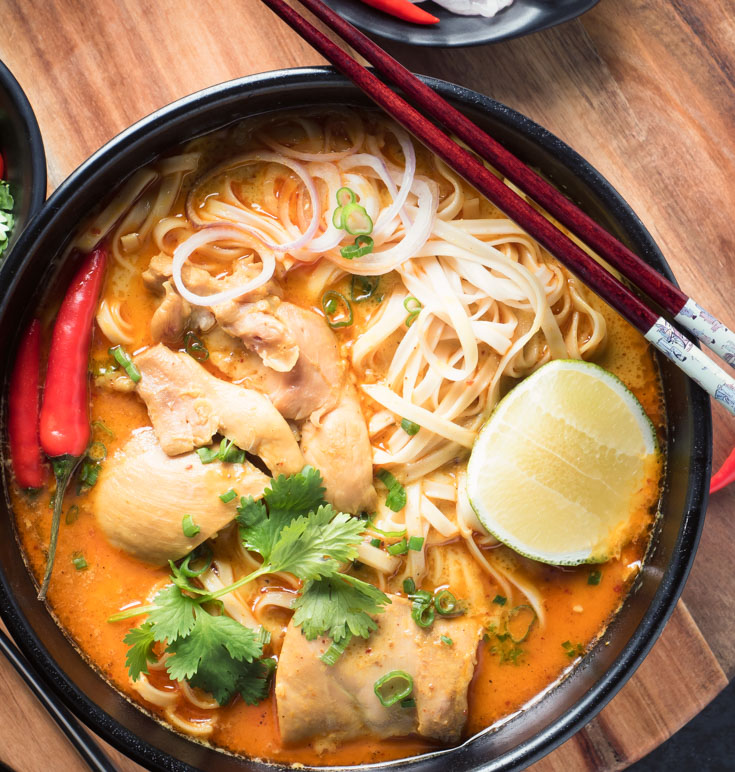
[8,319,45,488]
[710,446,735,494]
[37,245,107,599]
[0,151,5,180]
[359,0,439,25]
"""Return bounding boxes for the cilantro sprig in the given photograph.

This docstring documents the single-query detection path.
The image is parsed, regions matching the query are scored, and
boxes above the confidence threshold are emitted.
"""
[111,466,390,703]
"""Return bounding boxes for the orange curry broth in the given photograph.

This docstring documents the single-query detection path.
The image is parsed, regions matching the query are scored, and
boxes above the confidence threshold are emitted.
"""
[8,178,664,766]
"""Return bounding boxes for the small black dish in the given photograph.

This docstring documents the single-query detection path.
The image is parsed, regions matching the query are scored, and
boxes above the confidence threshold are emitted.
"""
[0,59,47,259]
[0,68,710,771]
[322,0,599,48]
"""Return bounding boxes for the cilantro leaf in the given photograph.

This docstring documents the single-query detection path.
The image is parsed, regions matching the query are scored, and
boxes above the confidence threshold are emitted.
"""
[237,496,279,561]
[147,584,198,643]
[292,573,391,643]
[166,608,264,683]
[189,655,275,706]
[237,466,329,564]
[123,622,157,681]
[265,466,326,517]
[269,506,364,580]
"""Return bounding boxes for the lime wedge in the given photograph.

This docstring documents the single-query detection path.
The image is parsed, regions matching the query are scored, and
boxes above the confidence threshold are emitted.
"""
[467,359,660,565]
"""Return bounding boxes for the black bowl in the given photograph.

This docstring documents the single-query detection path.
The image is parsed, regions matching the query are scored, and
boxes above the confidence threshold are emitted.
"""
[322,0,599,48]
[0,60,47,258]
[0,68,710,771]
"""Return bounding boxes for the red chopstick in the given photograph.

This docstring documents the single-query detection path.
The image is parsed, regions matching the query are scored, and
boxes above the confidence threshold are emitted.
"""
[288,0,735,372]
[257,0,735,417]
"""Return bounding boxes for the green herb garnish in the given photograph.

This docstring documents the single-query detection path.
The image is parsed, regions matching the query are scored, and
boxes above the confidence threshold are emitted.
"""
[321,290,353,329]
[374,670,413,707]
[587,569,602,586]
[71,552,88,571]
[376,469,406,512]
[219,489,237,504]
[109,345,141,383]
[182,514,201,538]
[401,418,420,435]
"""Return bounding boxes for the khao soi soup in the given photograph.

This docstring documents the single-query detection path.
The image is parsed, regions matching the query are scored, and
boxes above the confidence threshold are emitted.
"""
[7,109,664,766]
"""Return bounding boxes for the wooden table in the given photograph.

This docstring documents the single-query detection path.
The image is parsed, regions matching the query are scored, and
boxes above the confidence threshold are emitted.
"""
[1,0,734,769]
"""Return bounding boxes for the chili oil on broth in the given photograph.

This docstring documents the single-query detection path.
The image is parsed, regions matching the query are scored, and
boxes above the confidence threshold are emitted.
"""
[8,108,664,766]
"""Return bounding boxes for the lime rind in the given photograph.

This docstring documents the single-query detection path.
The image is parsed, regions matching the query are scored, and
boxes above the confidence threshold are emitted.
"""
[467,359,660,566]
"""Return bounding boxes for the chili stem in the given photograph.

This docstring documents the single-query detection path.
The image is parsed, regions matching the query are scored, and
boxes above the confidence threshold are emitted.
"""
[38,455,82,601]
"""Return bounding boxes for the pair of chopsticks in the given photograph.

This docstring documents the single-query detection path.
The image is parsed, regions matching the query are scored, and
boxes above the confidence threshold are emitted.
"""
[258,0,735,416]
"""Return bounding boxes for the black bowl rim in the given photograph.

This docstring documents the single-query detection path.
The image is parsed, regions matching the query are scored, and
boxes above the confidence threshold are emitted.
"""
[0,59,47,224]
[321,0,601,48]
[0,66,711,771]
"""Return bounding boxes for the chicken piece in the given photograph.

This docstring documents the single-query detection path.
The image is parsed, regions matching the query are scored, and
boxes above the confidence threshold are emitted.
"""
[301,385,377,513]
[93,428,268,565]
[275,595,483,750]
[134,344,304,476]
[214,295,298,373]
[142,253,296,370]
[150,281,191,345]
[208,302,376,511]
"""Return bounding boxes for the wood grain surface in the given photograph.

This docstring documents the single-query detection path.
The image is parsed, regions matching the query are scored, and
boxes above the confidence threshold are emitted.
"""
[1,0,734,769]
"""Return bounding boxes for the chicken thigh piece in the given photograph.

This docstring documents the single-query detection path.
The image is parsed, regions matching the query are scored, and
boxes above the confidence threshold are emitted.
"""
[94,428,268,565]
[275,595,483,750]
[134,344,304,477]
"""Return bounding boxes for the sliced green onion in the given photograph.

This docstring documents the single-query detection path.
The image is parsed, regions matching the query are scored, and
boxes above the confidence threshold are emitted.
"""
[369,537,382,548]
[404,297,422,327]
[219,438,246,463]
[493,594,507,606]
[109,345,141,383]
[367,517,406,539]
[340,235,374,259]
[91,419,115,437]
[506,604,537,643]
[72,552,88,571]
[342,203,373,236]
[184,330,209,362]
[350,274,380,302]
[411,600,435,629]
[387,538,408,556]
[374,670,413,707]
[65,504,79,525]
[219,488,237,503]
[434,589,459,616]
[197,446,219,464]
[182,514,201,538]
[376,469,407,512]
[336,186,356,207]
[79,461,100,488]
[321,290,353,329]
[587,569,602,586]
[408,536,424,552]
[324,296,337,314]
[401,418,420,436]
[403,577,416,595]
[409,589,432,604]
[179,544,213,578]
[87,441,107,462]
[400,698,416,708]
[441,635,453,647]
[320,632,353,666]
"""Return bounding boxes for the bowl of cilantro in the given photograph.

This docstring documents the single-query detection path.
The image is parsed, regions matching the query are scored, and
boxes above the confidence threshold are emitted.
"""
[0,60,46,264]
